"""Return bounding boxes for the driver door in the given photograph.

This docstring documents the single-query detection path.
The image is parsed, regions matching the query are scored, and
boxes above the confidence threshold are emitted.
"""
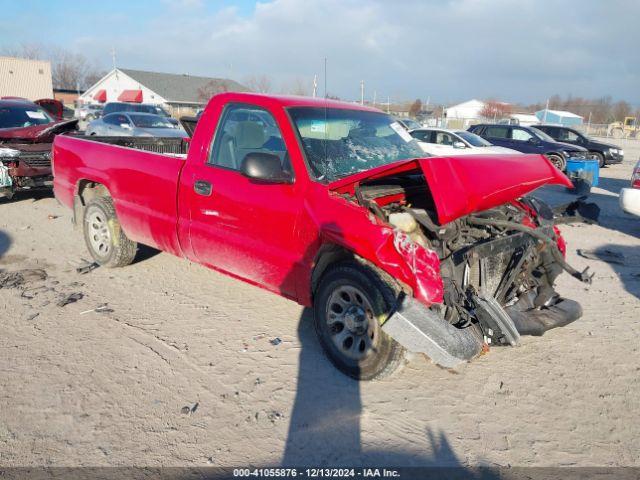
[183,104,303,298]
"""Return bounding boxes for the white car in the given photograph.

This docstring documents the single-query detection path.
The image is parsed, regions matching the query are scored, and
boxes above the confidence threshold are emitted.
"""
[620,160,640,216]
[409,127,521,156]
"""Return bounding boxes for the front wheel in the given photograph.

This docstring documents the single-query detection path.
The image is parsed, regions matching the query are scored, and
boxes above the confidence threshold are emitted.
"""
[546,153,566,171]
[313,262,404,380]
[83,196,137,268]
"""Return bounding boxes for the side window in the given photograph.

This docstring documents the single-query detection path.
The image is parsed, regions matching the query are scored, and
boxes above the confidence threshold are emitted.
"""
[484,126,509,139]
[434,131,455,145]
[551,127,567,140]
[410,130,431,142]
[511,128,533,141]
[208,104,288,172]
[565,130,581,142]
[103,114,127,126]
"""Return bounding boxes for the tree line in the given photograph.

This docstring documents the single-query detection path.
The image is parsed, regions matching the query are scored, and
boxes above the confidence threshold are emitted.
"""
[3,43,107,91]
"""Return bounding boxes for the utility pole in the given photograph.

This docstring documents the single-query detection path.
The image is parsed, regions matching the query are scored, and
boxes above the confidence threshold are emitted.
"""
[360,80,364,105]
[387,96,390,114]
[111,46,118,79]
[312,75,318,98]
[373,90,377,106]
[323,57,327,98]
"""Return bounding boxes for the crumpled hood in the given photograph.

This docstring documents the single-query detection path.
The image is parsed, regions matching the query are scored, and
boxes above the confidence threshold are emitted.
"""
[0,119,78,143]
[329,154,573,224]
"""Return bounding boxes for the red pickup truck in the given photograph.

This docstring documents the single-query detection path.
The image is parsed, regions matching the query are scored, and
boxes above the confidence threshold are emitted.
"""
[53,92,593,380]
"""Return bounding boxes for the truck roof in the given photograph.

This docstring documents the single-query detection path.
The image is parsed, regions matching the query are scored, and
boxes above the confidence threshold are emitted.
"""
[209,92,381,113]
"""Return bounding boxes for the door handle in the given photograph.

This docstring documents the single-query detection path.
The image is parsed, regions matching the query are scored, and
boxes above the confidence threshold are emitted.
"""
[194,180,212,196]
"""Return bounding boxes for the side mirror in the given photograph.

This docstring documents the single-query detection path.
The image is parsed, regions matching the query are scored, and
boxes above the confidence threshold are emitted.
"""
[453,141,466,149]
[527,136,539,144]
[120,123,132,130]
[240,152,292,184]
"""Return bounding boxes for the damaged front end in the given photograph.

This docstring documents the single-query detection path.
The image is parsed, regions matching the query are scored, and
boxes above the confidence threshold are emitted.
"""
[0,145,54,199]
[331,155,599,367]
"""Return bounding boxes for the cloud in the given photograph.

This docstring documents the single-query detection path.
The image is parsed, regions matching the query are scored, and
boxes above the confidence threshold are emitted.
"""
[9,0,640,104]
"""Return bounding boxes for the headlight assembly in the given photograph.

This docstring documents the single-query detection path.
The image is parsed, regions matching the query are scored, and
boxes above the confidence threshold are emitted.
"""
[0,147,21,159]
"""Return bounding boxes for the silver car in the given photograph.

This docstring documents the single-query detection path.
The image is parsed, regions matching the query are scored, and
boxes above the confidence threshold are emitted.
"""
[86,112,186,137]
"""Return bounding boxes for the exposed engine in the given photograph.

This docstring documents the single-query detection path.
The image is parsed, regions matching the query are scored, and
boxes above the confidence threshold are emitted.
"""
[352,173,597,352]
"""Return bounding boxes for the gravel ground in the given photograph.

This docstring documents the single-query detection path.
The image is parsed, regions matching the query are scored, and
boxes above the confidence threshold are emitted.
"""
[0,139,638,468]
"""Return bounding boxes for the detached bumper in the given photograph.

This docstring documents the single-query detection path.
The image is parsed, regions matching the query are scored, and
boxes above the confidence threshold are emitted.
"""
[620,188,640,216]
[382,297,483,369]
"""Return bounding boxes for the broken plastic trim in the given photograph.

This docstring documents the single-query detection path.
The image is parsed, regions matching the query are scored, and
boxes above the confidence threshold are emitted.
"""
[382,295,483,368]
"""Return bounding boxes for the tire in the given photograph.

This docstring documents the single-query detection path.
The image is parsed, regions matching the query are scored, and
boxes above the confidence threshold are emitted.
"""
[611,128,623,139]
[592,152,605,168]
[83,196,137,268]
[313,262,405,380]
[546,153,566,171]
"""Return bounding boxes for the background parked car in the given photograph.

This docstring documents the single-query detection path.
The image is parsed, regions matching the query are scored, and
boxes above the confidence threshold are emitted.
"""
[86,112,186,137]
[102,102,178,125]
[75,103,103,121]
[0,98,78,198]
[410,127,521,156]
[534,124,623,167]
[468,124,588,171]
[394,117,422,130]
[619,159,640,216]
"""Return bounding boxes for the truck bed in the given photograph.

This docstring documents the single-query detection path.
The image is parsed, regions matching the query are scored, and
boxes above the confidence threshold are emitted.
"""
[75,134,189,156]
[53,134,186,256]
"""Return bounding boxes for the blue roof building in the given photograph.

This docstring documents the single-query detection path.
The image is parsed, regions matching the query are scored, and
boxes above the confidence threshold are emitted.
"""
[535,109,583,126]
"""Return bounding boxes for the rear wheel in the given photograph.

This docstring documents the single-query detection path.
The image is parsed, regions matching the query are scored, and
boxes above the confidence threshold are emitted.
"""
[83,196,137,268]
[313,262,404,380]
[546,153,566,171]
[611,128,624,139]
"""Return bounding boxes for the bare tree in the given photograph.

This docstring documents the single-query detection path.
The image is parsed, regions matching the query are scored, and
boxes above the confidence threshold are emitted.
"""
[612,100,632,121]
[2,43,106,91]
[408,99,422,117]
[280,77,311,96]
[244,74,273,93]
[480,100,512,120]
[1,43,46,60]
[197,80,230,102]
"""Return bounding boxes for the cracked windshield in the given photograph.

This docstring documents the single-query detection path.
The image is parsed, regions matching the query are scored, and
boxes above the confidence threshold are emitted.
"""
[289,107,425,182]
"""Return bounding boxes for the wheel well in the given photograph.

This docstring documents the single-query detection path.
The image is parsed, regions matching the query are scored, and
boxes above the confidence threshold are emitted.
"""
[77,180,110,205]
[310,244,354,297]
[310,244,406,300]
[73,180,111,225]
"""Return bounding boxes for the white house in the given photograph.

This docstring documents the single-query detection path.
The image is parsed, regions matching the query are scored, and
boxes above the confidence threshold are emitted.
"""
[79,68,248,116]
[444,99,486,120]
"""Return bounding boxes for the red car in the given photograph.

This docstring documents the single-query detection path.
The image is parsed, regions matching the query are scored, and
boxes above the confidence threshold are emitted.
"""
[52,93,592,380]
[0,98,77,199]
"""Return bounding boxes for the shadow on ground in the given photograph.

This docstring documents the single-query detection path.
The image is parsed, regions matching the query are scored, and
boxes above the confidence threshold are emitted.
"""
[535,182,639,239]
[281,309,497,477]
[133,244,161,265]
[587,245,640,300]
[0,230,11,259]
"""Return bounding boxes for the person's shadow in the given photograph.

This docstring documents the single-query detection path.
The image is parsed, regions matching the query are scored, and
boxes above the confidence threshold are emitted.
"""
[0,229,11,260]
[279,224,495,476]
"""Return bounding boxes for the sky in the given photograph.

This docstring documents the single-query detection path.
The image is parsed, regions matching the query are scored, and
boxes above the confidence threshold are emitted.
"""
[2,0,639,106]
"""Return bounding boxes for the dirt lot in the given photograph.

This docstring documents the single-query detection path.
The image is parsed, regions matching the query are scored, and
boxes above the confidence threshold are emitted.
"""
[1,140,639,468]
